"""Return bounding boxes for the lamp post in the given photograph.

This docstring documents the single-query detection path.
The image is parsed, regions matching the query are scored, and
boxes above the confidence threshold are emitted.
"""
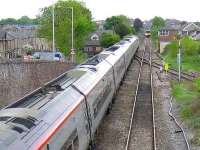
[67,7,75,64]
[53,5,75,63]
[52,0,55,52]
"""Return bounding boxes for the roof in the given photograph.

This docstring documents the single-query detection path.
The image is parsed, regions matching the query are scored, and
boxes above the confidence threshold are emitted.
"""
[182,23,200,32]
[160,25,181,31]
[85,30,113,47]
[85,40,100,46]
[0,31,6,39]
[0,30,34,40]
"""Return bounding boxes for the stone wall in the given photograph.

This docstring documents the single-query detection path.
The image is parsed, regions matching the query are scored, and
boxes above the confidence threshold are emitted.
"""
[0,60,73,107]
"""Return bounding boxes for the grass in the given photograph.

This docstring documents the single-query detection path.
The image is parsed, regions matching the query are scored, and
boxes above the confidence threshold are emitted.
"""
[171,78,200,145]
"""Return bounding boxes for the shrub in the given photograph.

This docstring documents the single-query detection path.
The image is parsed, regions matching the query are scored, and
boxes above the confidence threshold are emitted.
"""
[164,41,178,57]
[194,78,200,92]
[164,37,200,57]
[181,36,200,56]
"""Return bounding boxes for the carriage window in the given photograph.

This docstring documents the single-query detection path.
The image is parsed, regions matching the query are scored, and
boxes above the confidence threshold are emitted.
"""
[60,130,79,150]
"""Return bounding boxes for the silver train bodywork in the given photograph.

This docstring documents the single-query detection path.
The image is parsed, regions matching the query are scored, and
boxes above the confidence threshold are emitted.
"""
[0,36,139,150]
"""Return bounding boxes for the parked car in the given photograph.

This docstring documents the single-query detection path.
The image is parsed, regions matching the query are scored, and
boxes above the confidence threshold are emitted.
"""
[32,51,66,61]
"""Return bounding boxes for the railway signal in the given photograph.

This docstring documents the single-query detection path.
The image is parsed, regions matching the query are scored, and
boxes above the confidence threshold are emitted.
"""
[177,40,181,82]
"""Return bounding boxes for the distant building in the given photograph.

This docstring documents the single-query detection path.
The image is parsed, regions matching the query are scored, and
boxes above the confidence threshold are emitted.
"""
[84,30,113,57]
[158,26,179,53]
[143,20,152,30]
[0,24,38,32]
[0,30,51,58]
[181,23,200,36]
[84,31,103,57]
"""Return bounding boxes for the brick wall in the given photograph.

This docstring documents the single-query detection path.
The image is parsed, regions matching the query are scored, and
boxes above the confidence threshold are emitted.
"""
[0,61,73,107]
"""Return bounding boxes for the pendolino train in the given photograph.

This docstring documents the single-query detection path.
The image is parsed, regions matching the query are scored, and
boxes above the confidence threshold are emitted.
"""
[0,35,139,150]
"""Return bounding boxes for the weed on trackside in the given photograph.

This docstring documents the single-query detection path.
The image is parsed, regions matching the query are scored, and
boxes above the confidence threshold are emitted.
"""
[171,78,200,145]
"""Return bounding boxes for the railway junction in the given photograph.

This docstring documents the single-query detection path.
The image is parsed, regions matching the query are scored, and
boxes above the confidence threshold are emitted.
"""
[95,37,194,150]
[0,36,198,150]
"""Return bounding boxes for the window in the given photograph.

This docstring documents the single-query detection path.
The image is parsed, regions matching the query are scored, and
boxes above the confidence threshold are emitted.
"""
[60,130,79,150]
[91,34,99,40]
[11,117,36,129]
[159,30,169,36]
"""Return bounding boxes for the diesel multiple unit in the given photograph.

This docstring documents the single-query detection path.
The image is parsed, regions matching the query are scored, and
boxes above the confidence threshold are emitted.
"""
[0,36,139,150]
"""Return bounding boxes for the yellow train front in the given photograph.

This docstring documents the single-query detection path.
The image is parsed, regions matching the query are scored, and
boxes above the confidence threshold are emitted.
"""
[145,30,151,38]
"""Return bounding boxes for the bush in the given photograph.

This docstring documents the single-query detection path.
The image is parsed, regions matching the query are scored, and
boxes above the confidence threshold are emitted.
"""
[76,50,88,64]
[181,36,200,56]
[194,78,200,92]
[164,41,178,57]
[100,33,120,48]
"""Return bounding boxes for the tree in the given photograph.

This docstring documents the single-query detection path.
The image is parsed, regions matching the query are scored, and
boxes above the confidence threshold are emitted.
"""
[104,15,132,38]
[37,0,95,56]
[104,16,120,30]
[115,23,131,38]
[0,17,39,25]
[0,18,17,24]
[100,32,120,48]
[134,18,143,32]
[17,16,32,25]
[151,16,165,41]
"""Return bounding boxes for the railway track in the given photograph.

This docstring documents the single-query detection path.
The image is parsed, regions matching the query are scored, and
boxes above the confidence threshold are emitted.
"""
[125,39,156,150]
[95,38,156,150]
[135,55,197,81]
[95,54,141,150]
[95,37,192,150]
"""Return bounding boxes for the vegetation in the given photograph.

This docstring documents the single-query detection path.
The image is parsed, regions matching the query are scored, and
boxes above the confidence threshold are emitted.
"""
[171,79,200,145]
[0,16,38,25]
[151,16,165,48]
[167,37,200,145]
[37,0,95,61]
[100,32,120,48]
[104,15,132,38]
[162,36,200,72]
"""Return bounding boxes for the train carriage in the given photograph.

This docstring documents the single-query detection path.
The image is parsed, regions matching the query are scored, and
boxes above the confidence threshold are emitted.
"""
[0,35,139,150]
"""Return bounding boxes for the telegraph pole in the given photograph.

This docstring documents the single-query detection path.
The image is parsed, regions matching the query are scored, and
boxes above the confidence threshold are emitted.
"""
[178,40,181,82]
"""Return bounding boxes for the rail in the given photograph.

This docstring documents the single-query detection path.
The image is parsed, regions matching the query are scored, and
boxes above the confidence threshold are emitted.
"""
[135,55,196,81]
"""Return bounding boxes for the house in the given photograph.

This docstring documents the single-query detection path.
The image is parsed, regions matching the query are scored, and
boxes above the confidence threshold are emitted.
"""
[84,30,114,57]
[84,31,103,57]
[158,25,179,53]
[181,23,200,36]
[0,30,52,59]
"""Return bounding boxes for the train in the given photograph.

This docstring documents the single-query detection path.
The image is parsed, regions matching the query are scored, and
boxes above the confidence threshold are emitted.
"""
[145,30,151,38]
[0,35,139,150]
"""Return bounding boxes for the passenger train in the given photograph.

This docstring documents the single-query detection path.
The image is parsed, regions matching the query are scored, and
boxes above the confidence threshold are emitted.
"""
[0,35,139,150]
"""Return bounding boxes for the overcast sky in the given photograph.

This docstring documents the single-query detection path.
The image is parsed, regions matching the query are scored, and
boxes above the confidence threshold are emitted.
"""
[0,0,199,22]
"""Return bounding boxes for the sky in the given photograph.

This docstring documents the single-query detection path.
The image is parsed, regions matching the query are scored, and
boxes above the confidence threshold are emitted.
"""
[0,0,199,22]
